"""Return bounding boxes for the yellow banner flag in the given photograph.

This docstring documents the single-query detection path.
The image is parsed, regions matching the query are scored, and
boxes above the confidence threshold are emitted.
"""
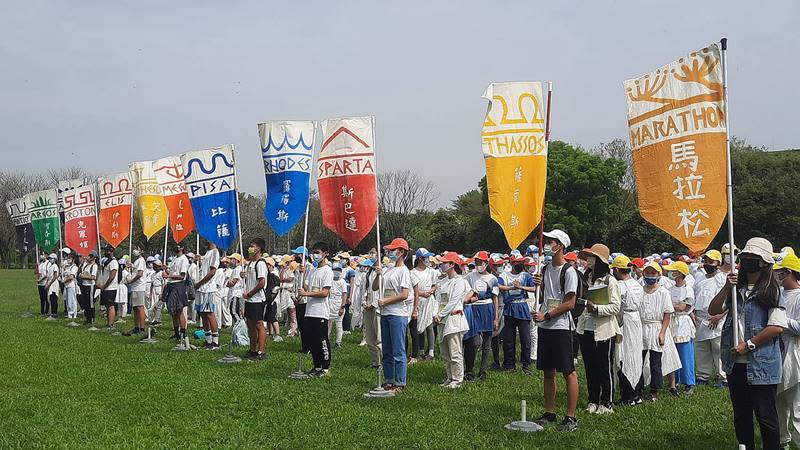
[625,43,727,252]
[481,81,548,250]
[129,160,168,239]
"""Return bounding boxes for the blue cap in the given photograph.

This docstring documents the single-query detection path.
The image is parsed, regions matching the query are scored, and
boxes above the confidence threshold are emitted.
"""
[526,245,539,255]
[291,246,308,255]
[415,247,433,258]
[359,259,374,267]
[660,252,673,259]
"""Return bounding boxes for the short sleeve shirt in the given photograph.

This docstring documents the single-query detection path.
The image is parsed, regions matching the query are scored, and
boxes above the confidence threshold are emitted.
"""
[103,259,119,292]
[304,265,334,319]
[128,257,147,292]
[381,265,413,317]
[244,259,269,303]
[198,249,220,294]
[538,263,578,330]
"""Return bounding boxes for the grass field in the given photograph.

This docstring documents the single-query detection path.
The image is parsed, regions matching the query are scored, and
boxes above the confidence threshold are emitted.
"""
[0,269,745,449]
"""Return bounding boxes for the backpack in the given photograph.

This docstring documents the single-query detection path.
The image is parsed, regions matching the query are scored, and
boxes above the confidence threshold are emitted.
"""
[541,263,588,319]
[256,259,280,303]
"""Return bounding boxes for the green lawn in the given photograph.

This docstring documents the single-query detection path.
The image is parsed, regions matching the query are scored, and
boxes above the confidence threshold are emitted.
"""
[0,269,742,449]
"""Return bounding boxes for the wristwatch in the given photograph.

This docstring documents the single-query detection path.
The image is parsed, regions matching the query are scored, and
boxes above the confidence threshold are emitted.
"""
[544,312,551,321]
[746,339,756,351]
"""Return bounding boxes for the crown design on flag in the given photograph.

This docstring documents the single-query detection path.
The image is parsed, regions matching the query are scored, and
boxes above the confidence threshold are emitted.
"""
[627,47,722,105]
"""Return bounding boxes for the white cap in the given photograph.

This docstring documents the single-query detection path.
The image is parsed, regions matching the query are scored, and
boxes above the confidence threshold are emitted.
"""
[741,237,774,264]
[543,229,571,248]
[48,253,57,259]
[60,247,71,255]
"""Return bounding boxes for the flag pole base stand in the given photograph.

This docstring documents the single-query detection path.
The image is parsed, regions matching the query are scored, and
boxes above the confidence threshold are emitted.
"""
[87,326,100,331]
[172,337,197,351]
[139,328,158,344]
[21,307,33,318]
[364,387,395,398]
[504,421,543,433]
[110,330,122,336]
[114,319,126,325]
[218,353,242,364]
[45,316,57,321]
[289,353,309,379]
[67,321,80,327]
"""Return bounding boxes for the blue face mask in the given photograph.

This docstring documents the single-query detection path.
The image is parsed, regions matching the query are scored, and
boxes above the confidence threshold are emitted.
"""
[643,276,659,286]
[388,250,400,262]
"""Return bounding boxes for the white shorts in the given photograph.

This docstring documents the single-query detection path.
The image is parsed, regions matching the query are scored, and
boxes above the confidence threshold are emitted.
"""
[194,292,216,313]
[130,291,146,307]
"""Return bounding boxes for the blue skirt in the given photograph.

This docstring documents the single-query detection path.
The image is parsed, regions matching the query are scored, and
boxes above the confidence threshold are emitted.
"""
[464,303,495,341]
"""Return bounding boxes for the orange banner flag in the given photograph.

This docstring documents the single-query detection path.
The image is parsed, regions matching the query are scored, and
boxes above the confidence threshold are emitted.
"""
[625,43,727,253]
[153,156,195,243]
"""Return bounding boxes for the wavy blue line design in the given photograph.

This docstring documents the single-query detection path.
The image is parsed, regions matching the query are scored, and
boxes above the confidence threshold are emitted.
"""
[185,152,234,178]
[262,131,313,152]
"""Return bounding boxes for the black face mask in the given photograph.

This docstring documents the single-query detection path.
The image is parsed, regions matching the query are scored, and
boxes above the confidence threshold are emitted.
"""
[513,264,525,273]
[740,259,762,273]
[294,255,303,264]
[703,264,718,275]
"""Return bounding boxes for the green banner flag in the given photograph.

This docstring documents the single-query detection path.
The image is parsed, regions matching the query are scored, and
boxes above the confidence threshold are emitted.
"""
[26,189,61,253]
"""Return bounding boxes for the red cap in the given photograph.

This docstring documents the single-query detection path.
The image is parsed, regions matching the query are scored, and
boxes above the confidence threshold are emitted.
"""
[679,255,691,263]
[509,254,526,263]
[465,257,475,265]
[630,258,646,268]
[524,257,537,267]
[383,238,409,251]
[473,251,490,261]
[564,251,578,262]
[489,255,506,266]
[438,251,463,265]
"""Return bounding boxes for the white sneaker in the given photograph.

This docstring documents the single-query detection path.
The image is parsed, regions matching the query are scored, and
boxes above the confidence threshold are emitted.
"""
[445,381,462,389]
[358,340,367,346]
[585,403,598,414]
[439,379,452,387]
[595,405,614,415]
[272,335,284,342]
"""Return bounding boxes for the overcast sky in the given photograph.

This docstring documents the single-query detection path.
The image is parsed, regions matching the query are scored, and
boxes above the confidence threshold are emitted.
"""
[1,1,797,206]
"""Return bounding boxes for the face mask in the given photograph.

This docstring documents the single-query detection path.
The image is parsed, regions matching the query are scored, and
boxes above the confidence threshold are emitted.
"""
[247,247,257,257]
[776,271,788,285]
[667,272,676,281]
[587,256,596,269]
[439,263,453,274]
[312,253,323,263]
[387,250,399,262]
[333,272,342,280]
[543,244,556,258]
[475,263,486,273]
[724,255,733,265]
[643,276,659,286]
[132,249,141,257]
[703,264,717,275]
[740,259,761,273]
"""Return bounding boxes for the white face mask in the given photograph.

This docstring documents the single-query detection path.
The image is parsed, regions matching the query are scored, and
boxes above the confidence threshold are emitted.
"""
[543,244,556,257]
[439,263,453,274]
[132,249,141,257]
[724,255,733,265]
[476,263,487,273]
[312,253,323,263]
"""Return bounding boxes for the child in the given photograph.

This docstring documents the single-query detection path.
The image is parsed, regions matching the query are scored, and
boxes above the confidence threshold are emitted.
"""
[328,264,348,348]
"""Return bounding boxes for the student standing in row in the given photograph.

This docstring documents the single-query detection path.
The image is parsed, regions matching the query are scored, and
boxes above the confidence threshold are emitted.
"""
[328,263,347,349]
[637,262,674,402]
[63,253,79,320]
[124,247,147,335]
[98,245,118,329]
[243,239,268,360]
[464,251,499,381]
[498,254,533,375]
[435,251,470,389]
[693,249,728,388]
[194,241,220,349]
[774,248,800,448]
[163,244,190,341]
[664,261,696,395]
[611,255,643,406]
[78,252,99,326]
[299,242,334,377]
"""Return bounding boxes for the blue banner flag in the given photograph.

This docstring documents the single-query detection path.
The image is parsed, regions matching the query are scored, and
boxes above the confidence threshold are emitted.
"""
[258,121,315,236]
[180,145,239,250]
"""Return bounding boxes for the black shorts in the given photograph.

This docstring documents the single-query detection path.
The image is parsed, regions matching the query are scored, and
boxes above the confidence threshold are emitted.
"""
[100,290,117,307]
[264,301,278,323]
[244,302,267,322]
[536,328,576,374]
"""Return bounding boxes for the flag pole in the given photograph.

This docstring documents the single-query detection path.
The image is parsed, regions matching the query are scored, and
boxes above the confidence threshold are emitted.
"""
[371,116,384,298]
[94,181,102,257]
[537,81,553,275]
[299,122,317,291]
[231,144,245,257]
[720,37,739,344]
[163,214,170,262]
[128,189,134,257]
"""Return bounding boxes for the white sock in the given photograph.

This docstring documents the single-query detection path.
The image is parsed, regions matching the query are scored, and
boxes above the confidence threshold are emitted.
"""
[212,332,219,344]
[205,331,212,343]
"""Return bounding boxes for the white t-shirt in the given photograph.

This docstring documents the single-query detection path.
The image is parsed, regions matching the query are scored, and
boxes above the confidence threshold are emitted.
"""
[305,265,334,319]
[380,265,413,317]
[150,270,164,298]
[45,261,60,295]
[329,278,348,318]
[128,257,147,292]
[213,268,227,298]
[244,259,269,303]
[198,248,220,294]
[465,271,499,305]
[640,286,674,351]
[64,264,78,289]
[228,265,244,298]
[37,261,48,285]
[80,262,98,287]
[693,272,727,341]
[102,259,119,291]
[168,255,189,284]
[538,263,578,331]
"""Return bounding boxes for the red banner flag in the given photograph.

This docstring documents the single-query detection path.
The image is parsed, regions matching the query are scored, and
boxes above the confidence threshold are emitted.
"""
[63,184,98,256]
[98,172,133,248]
[318,117,378,249]
[153,156,195,243]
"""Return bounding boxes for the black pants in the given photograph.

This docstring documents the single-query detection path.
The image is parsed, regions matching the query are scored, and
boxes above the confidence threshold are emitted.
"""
[79,285,96,323]
[502,316,531,369]
[492,333,503,365]
[464,331,493,376]
[306,317,331,370]
[579,331,615,406]
[296,303,309,353]
[342,303,352,331]
[636,350,663,395]
[38,286,48,315]
[408,317,421,358]
[48,293,58,316]
[728,363,780,450]
[618,366,637,402]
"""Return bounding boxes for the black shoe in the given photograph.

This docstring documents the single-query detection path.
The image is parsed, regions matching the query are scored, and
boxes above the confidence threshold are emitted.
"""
[248,352,265,361]
[151,321,162,326]
[556,416,578,432]
[465,373,475,381]
[207,343,220,350]
[684,385,695,396]
[533,412,557,427]
[669,387,679,397]
[478,371,488,381]
[490,362,501,370]
[522,367,533,376]
[168,333,179,340]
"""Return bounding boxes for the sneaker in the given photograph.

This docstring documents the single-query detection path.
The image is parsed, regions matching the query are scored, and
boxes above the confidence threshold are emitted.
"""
[696,379,708,386]
[151,321,162,326]
[389,385,404,394]
[248,352,265,361]
[684,385,695,396]
[632,397,643,405]
[207,343,220,350]
[585,403,599,414]
[522,367,533,376]
[358,340,367,346]
[168,333,179,340]
[465,373,475,381]
[343,330,352,335]
[478,372,488,381]
[408,357,418,366]
[334,343,342,349]
[444,381,462,389]
[669,387,679,397]
[534,412,557,426]
[645,393,658,402]
[556,416,578,432]
[439,379,453,387]
[309,369,329,378]
[490,362,501,370]
[596,405,614,415]
[714,381,729,389]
